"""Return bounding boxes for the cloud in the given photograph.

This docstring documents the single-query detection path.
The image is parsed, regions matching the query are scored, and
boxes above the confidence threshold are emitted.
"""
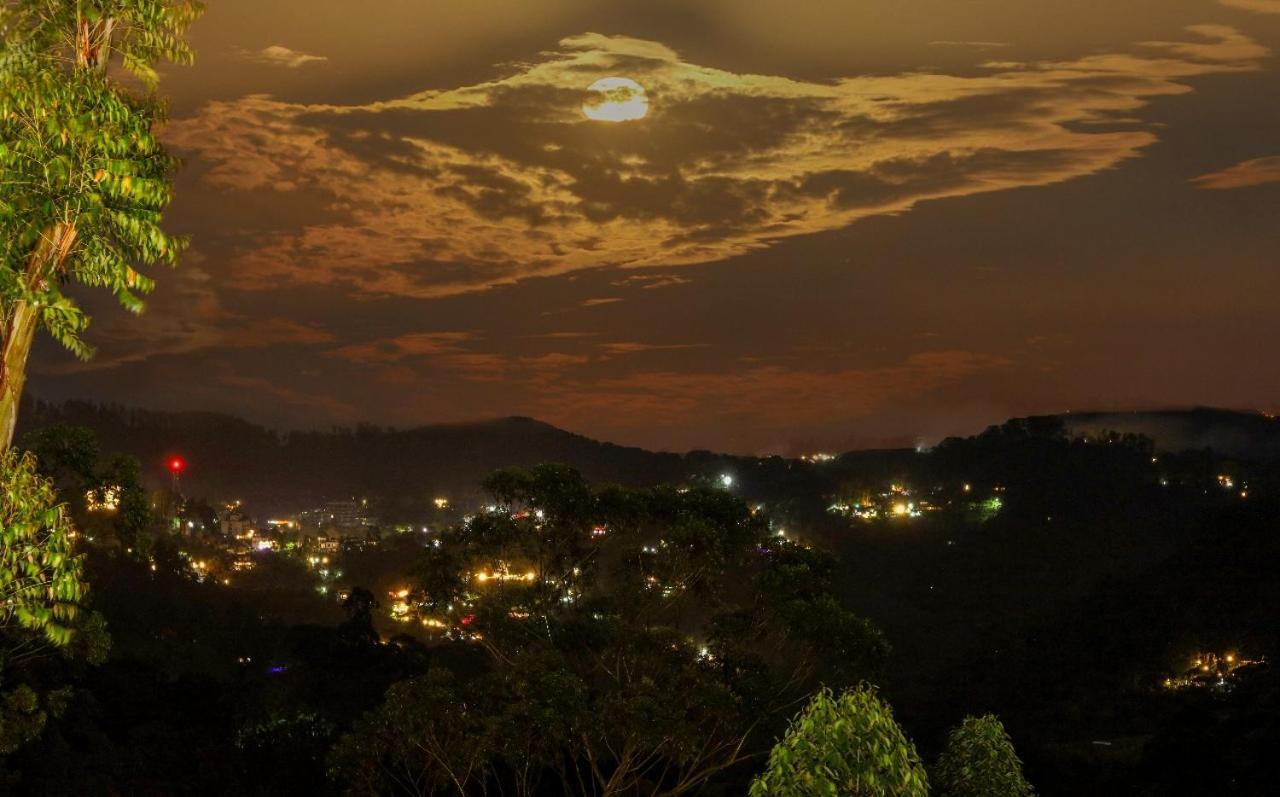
[35,266,334,373]
[167,26,1266,299]
[526,331,600,339]
[929,41,1011,49]
[581,297,624,307]
[611,274,692,289]
[529,351,1013,427]
[598,342,709,355]
[1193,156,1280,189]
[1219,0,1280,14]
[237,45,329,68]
[330,331,474,362]
[1139,24,1269,61]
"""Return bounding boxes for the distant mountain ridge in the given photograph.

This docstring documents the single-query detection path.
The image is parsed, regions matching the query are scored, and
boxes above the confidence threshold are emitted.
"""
[17,399,1277,516]
[16,399,697,515]
[1057,407,1280,460]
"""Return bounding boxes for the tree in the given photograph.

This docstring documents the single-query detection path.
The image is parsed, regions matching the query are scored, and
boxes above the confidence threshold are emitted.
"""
[97,452,153,555]
[0,608,108,755]
[750,686,929,797]
[338,586,381,646]
[0,1,202,448]
[933,715,1034,797]
[0,449,85,646]
[20,423,98,494]
[334,465,889,796]
[329,669,496,797]
[0,448,99,755]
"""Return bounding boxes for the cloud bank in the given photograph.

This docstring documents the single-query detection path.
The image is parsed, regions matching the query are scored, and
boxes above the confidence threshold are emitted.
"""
[166,26,1266,300]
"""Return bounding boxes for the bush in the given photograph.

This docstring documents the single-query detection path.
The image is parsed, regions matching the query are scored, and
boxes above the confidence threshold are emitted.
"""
[934,714,1033,797]
[750,685,929,796]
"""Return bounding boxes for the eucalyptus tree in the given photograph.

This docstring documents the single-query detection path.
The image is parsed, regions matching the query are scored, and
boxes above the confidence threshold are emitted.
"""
[0,0,202,447]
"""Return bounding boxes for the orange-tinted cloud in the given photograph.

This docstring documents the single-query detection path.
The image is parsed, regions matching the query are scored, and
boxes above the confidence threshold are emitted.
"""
[1219,0,1280,14]
[598,342,709,355]
[236,45,329,68]
[1193,156,1280,189]
[330,331,474,363]
[36,265,334,373]
[530,351,1013,427]
[166,26,1266,300]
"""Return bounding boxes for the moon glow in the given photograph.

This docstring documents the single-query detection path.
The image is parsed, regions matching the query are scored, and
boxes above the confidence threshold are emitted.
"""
[582,77,649,122]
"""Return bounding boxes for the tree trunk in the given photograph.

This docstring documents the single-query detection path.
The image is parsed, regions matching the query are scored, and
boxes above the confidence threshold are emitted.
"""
[0,223,76,451]
[0,301,40,450]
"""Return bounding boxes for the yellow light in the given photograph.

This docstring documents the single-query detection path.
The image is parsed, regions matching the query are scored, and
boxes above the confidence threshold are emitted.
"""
[582,77,649,122]
[893,503,909,516]
[1226,653,1235,663]
[476,572,489,582]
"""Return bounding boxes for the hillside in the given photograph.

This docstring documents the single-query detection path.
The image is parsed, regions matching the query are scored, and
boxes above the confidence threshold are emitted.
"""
[18,400,1277,519]
[1061,407,1280,460]
[16,399,694,515]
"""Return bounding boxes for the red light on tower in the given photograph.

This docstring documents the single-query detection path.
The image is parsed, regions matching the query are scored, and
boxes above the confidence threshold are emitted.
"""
[168,456,186,475]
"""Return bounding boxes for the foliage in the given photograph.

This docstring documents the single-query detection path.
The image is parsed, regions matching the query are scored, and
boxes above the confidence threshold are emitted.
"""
[749,685,929,797]
[331,464,888,795]
[21,423,98,488]
[0,1,203,83]
[98,452,153,554]
[933,714,1033,797]
[329,668,496,796]
[0,682,68,755]
[0,449,105,758]
[0,449,85,646]
[19,424,155,554]
[0,59,183,355]
[0,0,201,449]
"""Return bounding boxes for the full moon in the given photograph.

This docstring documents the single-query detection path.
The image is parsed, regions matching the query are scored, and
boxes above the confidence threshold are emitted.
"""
[582,77,649,122]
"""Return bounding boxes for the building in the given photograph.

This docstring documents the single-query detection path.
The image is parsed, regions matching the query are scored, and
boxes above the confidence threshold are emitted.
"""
[313,498,377,535]
[220,504,253,537]
[323,500,360,530]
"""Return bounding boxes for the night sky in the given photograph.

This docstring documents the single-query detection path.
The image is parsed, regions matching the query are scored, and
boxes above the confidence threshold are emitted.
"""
[28,0,1280,454]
